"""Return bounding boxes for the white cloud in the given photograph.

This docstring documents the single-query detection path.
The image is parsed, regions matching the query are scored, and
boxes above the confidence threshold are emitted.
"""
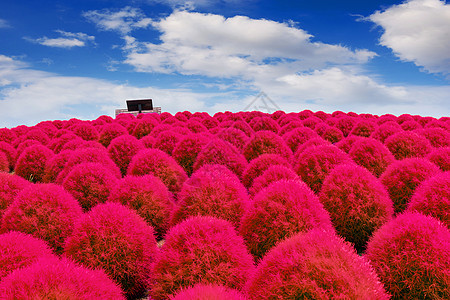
[25,30,95,48]
[370,0,450,75]
[83,6,152,35]
[0,19,11,29]
[147,0,244,9]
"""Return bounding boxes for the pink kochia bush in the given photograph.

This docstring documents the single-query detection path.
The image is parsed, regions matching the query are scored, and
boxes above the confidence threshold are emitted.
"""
[0,183,83,254]
[0,152,8,172]
[0,256,125,299]
[128,148,188,194]
[365,212,450,299]
[172,133,210,176]
[64,202,158,299]
[246,229,389,299]
[171,284,249,300]
[427,146,450,171]
[243,130,292,162]
[14,144,54,182]
[0,173,31,220]
[0,141,16,171]
[42,149,74,183]
[407,172,450,227]
[384,131,432,160]
[107,134,144,176]
[319,164,394,252]
[239,179,333,259]
[170,164,250,228]
[249,164,300,196]
[241,154,291,188]
[108,175,174,239]
[380,158,441,213]
[149,216,255,300]
[63,162,118,212]
[98,123,127,147]
[0,231,55,280]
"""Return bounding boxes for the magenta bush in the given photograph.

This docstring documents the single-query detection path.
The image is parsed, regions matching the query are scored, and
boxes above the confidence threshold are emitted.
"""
[217,127,249,151]
[171,164,250,228]
[0,173,31,221]
[294,145,352,193]
[400,120,421,131]
[318,124,344,143]
[249,116,280,133]
[186,118,208,133]
[335,135,363,153]
[231,120,254,137]
[335,116,357,137]
[278,119,303,136]
[153,129,183,156]
[108,174,174,239]
[171,284,249,300]
[0,128,17,144]
[128,148,188,194]
[385,131,432,160]
[193,138,247,179]
[302,116,322,129]
[365,212,450,299]
[241,153,291,188]
[349,119,378,137]
[406,172,450,227]
[47,133,80,154]
[0,183,83,254]
[0,256,125,299]
[42,149,73,183]
[70,122,99,141]
[132,118,159,139]
[14,128,50,147]
[239,179,333,259]
[427,146,450,171]
[282,127,319,153]
[63,162,118,211]
[107,134,144,176]
[417,127,450,148]
[172,133,210,176]
[0,231,55,280]
[14,144,54,182]
[243,130,292,162]
[380,158,441,213]
[60,138,104,152]
[98,123,127,147]
[64,202,158,298]
[371,121,403,143]
[319,164,394,252]
[249,164,299,196]
[149,216,255,299]
[0,152,8,173]
[0,141,16,171]
[246,229,389,299]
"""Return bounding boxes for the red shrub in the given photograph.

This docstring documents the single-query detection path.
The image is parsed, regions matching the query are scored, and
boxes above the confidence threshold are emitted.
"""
[60,138,104,152]
[108,175,174,239]
[14,144,54,182]
[417,127,450,148]
[294,145,352,193]
[425,119,450,130]
[335,135,363,153]
[246,229,389,299]
[0,231,55,280]
[335,116,357,137]
[298,109,314,120]
[427,146,450,171]
[217,127,249,152]
[98,123,127,147]
[385,131,432,160]
[278,119,303,136]
[302,116,322,129]
[0,152,8,173]
[171,164,250,228]
[380,158,441,213]
[71,122,99,141]
[400,120,421,131]
[0,141,16,171]
[249,116,280,133]
[349,137,395,177]
[186,118,208,133]
[241,154,291,188]
[171,284,249,300]
[14,128,50,147]
[407,172,450,227]
[248,165,298,197]
[293,137,331,160]
[0,183,83,254]
[193,138,247,179]
[140,134,156,148]
[42,149,74,183]
[64,202,158,299]
[350,119,378,137]
[0,128,17,144]
[318,124,344,143]
[0,256,125,299]
[153,130,183,155]
[128,148,188,194]
[14,140,41,162]
[319,164,394,252]
[107,134,144,176]
[172,133,210,176]
[47,133,80,154]
[240,179,333,259]
[282,127,319,153]
[149,216,254,299]
[231,120,254,137]
[365,212,450,299]
[0,173,31,221]
[63,162,118,211]
[243,130,292,162]
[132,118,159,139]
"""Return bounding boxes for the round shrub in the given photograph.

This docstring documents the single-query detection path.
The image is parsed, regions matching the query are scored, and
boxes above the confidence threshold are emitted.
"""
[64,202,158,299]
[294,145,352,193]
[243,130,292,162]
[407,172,450,227]
[370,121,403,143]
[298,109,314,120]
[107,134,144,176]
[172,133,210,176]
[172,284,249,300]
[0,141,16,171]
[108,175,174,239]
[335,116,357,137]
[335,135,363,153]
[42,149,74,183]
[239,179,333,259]
[249,116,280,133]
[0,152,8,173]
[427,146,450,171]
[132,118,159,139]
[385,131,432,160]
[278,119,303,136]
[193,138,247,179]
[171,164,250,228]
[380,158,441,213]
[128,148,188,194]
[350,119,378,137]
[418,127,450,148]
[14,144,54,182]
[302,116,322,129]
[14,128,50,147]
[282,127,319,153]
[0,183,83,254]
[349,137,396,177]
[47,133,80,154]
[249,164,300,197]
[400,120,421,131]
[60,138,104,152]
[140,134,156,148]
[246,229,389,300]
[217,127,249,151]
[0,256,125,299]
[0,173,31,221]
[14,140,41,162]
[319,164,394,252]
[0,128,17,144]
[365,212,450,299]
[153,129,183,155]
[293,137,331,161]
[231,120,254,137]
[241,154,291,188]
[186,118,208,133]
[63,162,118,212]
[98,123,127,147]
[0,231,55,280]
[71,122,99,141]
[149,216,255,300]
[319,124,344,143]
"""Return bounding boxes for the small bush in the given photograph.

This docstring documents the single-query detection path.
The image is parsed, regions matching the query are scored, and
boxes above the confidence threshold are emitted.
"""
[407,172,450,227]
[0,152,8,173]
[0,256,125,299]
[243,130,292,162]
[335,116,357,137]
[217,127,249,151]
[0,183,83,254]
[380,158,441,213]
[370,121,403,143]
[70,122,99,141]
[64,202,158,299]
[47,133,80,154]
[249,116,280,133]
[239,179,333,259]
[107,134,144,176]
[385,131,432,160]
[172,133,210,176]
[293,137,331,160]
[335,135,363,153]
[149,216,255,300]
[0,173,31,221]
[42,149,74,183]
[241,154,291,188]
[427,146,450,171]
[319,125,344,143]
[153,130,183,155]
[400,120,421,131]
[98,123,128,147]
[282,127,319,153]
[350,119,378,137]
[278,119,303,136]
[246,229,389,299]
[418,127,450,148]
[171,284,249,300]
[365,212,450,299]
[0,141,16,171]
[14,128,50,147]
[0,231,55,280]
[0,128,17,144]
[14,144,54,182]
[302,116,322,129]
[132,118,159,139]
[249,164,300,197]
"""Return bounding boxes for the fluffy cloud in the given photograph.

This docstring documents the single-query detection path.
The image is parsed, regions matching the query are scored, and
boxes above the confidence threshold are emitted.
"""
[370,0,450,75]
[25,30,95,48]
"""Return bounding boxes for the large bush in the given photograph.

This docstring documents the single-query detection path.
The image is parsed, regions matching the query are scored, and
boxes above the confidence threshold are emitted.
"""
[249,164,300,197]
[385,131,432,160]
[243,130,292,162]
[0,173,31,221]
[427,146,450,171]
[107,134,144,176]
[172,133,210,176]
[171,284,249,300]
[241,153,291,188]
[14,144,54,182]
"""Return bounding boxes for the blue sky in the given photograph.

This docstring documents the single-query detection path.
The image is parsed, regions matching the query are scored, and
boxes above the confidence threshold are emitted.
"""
[0,0,449,127]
